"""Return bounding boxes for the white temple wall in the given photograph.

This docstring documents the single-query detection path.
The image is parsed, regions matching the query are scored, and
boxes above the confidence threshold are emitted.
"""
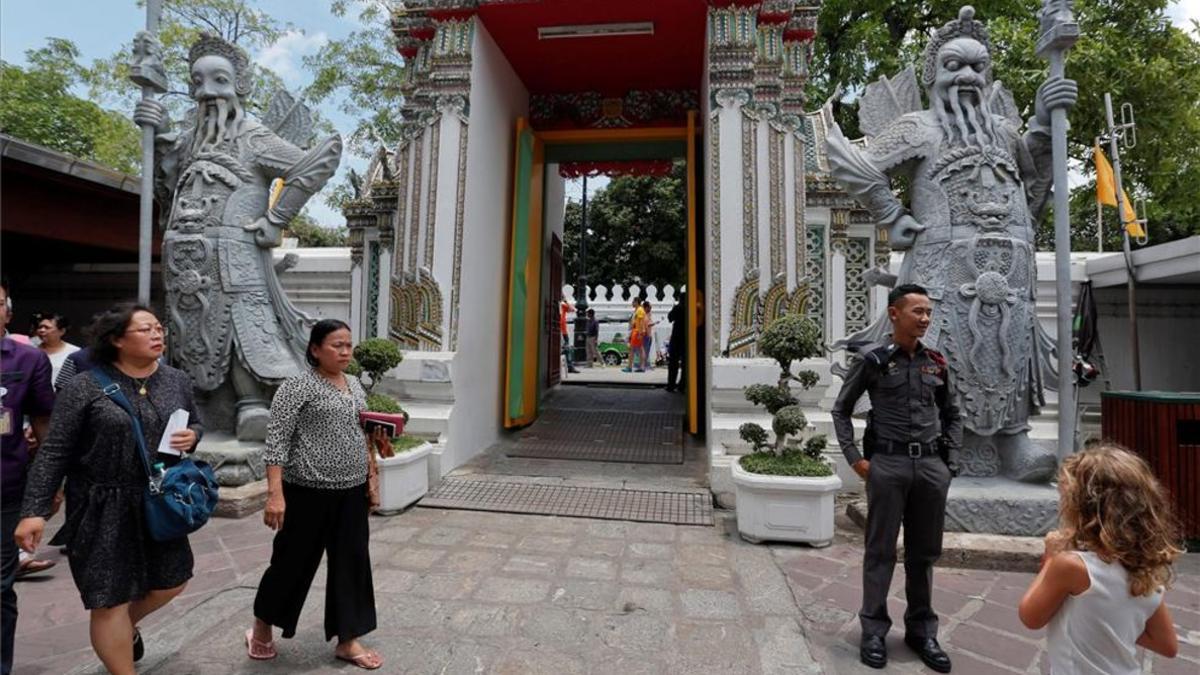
[272,247,351,324]
[445,21,528,473]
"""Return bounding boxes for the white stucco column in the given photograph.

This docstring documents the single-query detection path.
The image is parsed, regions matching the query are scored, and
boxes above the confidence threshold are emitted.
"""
[829,210,849,362]
[430,103,466,344]
[714,90,749,354]
[755,109,772,293]
[349,259,364,338]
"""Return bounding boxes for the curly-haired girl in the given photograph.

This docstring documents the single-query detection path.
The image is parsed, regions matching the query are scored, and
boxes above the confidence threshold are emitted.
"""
[1019,444,1183,672]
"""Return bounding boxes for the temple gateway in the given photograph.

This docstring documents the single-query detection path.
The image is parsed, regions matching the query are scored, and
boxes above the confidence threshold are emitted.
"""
[339,0,1059,519]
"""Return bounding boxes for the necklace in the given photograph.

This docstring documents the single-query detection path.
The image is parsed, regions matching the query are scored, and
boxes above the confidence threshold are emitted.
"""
[132,376,150,396]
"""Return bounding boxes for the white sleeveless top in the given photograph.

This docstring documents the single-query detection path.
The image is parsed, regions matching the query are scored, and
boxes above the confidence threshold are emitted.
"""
[1047,551,1164,674]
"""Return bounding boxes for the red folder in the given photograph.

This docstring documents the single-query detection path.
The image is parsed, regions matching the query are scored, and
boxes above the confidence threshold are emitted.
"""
[359,411,406,439]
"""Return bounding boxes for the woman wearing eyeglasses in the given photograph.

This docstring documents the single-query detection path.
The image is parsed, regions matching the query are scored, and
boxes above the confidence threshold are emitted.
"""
[14,302,203,675]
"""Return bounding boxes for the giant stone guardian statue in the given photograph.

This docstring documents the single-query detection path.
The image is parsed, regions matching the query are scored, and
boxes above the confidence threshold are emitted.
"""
[134,34,342,441]
[825,6,1076,483]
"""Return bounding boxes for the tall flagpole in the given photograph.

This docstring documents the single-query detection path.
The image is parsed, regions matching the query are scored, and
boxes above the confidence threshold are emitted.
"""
[1036,1,1079,460]
[130,0,166,304]
[1104,93,1142,391]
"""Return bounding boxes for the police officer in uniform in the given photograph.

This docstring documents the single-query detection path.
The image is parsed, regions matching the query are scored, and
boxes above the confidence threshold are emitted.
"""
[832,284,962,672]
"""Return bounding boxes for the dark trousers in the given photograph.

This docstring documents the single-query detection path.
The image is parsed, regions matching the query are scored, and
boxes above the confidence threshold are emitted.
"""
[253,482,376,642]
[562,335,575,370]
[666,340,684,389]
[860,454,951,639]
[1,505,20,675]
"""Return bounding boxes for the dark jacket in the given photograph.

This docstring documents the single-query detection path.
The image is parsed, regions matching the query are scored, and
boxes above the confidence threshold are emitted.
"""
[831,341,962,469]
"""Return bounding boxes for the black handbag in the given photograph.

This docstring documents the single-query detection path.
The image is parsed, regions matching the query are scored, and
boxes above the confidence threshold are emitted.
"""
[92,369,219,542]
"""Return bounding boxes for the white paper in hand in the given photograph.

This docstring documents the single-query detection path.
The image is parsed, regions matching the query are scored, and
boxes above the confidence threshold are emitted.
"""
[156,409,190,456]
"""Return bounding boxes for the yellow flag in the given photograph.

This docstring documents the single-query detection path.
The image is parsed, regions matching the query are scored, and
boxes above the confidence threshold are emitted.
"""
[1094,143,1145,238]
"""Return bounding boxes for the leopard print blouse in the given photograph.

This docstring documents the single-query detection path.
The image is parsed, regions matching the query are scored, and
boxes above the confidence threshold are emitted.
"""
[263,369,368,489]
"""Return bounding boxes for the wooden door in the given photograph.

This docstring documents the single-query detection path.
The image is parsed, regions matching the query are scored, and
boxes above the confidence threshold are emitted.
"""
[503,118,545,428]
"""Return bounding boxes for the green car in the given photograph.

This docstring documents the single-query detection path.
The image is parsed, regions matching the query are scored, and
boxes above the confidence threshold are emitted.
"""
[599,338,629,366]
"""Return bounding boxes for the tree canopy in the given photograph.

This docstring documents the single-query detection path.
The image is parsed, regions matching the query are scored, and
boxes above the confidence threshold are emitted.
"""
[304,1,407,158]
[0,39,141,174]
[562,162,688,292]
[809,0,1200,250]
[86,0,292,120]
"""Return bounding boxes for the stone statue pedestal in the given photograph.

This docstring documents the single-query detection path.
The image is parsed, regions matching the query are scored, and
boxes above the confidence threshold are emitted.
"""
[193,432,265,487]
[943,477,1058,537]
[193,432,268,518]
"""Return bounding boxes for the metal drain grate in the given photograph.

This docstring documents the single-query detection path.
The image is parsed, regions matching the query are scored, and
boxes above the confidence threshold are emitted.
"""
[419,478,713,525]
[506,410,683,464]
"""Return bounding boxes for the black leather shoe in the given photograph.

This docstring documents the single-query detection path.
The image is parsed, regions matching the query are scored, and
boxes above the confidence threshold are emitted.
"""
[905,636,951,673]
[860,634,887,669]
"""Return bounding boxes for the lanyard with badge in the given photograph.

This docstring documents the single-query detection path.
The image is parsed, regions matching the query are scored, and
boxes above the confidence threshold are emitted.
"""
[0,385,11,435]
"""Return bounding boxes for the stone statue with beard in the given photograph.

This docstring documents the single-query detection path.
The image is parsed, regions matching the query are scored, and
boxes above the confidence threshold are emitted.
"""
[825,6,1076,483]
[133,34,342,442]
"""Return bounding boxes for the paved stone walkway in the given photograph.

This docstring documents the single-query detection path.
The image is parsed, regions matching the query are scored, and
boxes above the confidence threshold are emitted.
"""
[13,508,1199,674]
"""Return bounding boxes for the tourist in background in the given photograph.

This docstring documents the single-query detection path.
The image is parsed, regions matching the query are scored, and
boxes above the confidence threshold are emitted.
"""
[14,302,203,675]
[665,292,686,393]
[585,309,600,368]
[36,313,81,391]
[560,297,578,374]
[0,284,54,675]
[642,300,656,370]
[246,319,382,670]
[622,297,646,373]
[1019,445,1182,672]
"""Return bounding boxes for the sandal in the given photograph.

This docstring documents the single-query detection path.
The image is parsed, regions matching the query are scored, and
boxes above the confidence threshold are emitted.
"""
[244,629,277,660]
[335,649,383,670]
[14,558,56,579]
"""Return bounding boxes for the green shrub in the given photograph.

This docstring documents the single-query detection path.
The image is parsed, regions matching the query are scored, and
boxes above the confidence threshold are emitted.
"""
[740,450,832,477]
[353,338,403,393]
[771,405,807,440]
[744,383,797,415]
[740,313,827,468]
[390,435,426,453]
[738,422,770,452]
[365,392,409,425]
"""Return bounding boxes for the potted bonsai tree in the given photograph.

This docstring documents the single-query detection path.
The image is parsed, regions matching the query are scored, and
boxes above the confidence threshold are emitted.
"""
[352,338,431,513]
[731,313,842,546]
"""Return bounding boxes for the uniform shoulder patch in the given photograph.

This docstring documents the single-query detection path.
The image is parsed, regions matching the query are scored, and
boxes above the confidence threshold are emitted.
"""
[926,348,947,368]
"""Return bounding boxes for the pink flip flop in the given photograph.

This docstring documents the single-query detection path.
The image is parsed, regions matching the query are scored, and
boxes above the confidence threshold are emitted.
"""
[245,629,277,660]
[335,649,383,670]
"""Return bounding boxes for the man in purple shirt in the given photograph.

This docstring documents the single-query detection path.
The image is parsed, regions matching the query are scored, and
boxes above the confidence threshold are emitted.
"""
[1,283,54,675]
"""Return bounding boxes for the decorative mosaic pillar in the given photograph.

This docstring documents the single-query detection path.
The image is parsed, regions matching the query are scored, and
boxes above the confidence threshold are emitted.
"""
[706,0,758,355]
[872,226,891,317]
[386,1,477,351]
[370,168,399,340]
[343,198,374,337]
[804,224,826,344]
[781,6,817,313]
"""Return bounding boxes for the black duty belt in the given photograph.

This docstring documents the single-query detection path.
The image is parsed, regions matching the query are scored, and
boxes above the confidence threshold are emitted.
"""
[875,439,939,458]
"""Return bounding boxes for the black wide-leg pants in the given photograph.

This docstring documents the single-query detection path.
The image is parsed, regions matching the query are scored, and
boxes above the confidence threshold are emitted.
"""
[253,481,376,642]
[859,453,951,639]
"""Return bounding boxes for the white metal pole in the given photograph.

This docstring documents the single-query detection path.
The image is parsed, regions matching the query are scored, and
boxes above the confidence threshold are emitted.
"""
[1105,93,1141,390]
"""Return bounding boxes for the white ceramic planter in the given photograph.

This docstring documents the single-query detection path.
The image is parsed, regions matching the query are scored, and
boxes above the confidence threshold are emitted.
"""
[376,442,433,512]
[731,459,842,547]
